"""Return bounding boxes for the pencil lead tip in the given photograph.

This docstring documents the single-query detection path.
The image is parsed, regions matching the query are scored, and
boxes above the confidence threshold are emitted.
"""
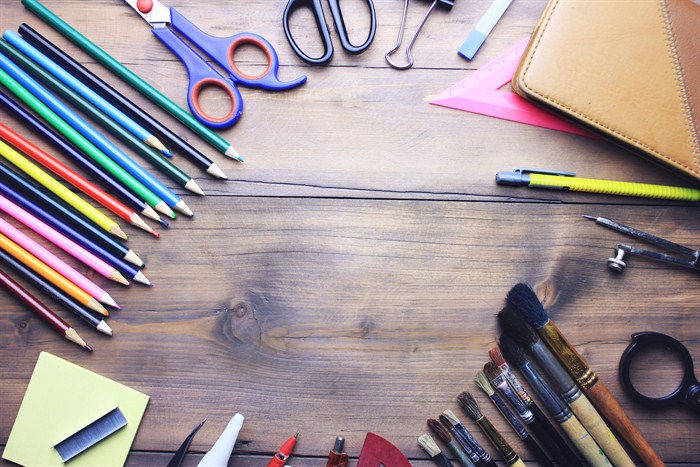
[582,215,597,220]
[84,343,93,352]
[162,148,173,157]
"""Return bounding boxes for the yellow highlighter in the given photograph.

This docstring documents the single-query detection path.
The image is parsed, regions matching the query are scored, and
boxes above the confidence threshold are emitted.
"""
[495,168,700,201]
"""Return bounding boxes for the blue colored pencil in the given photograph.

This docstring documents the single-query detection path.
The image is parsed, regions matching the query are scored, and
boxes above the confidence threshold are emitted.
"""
[0,161,149,285]
[3,29,171,157]
[0,50,193,216]
[0,88,166,227]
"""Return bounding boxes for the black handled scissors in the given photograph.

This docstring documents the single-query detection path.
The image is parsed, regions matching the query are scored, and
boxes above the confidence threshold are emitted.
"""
[619,332,700,414]
[283,0,377,65]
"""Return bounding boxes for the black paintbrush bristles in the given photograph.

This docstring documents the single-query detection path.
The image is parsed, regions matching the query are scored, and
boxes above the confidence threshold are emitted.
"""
[505,283,549,328]
[498,334,528,368]
[498,307,540,347]
[483,361,503,382]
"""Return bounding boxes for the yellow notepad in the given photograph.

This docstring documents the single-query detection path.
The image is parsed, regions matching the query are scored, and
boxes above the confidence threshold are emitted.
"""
[2,352,149,466]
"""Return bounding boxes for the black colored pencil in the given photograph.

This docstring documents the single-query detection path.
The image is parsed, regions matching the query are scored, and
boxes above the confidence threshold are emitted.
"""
[18,23,228,180]
[0,247,111,335]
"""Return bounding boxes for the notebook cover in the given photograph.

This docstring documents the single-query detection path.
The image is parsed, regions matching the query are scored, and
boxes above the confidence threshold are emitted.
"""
[512,0,700,181]
[2,352,149,466]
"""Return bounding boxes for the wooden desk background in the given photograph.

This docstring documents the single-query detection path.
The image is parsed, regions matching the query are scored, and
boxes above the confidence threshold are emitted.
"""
[1,0,699,465]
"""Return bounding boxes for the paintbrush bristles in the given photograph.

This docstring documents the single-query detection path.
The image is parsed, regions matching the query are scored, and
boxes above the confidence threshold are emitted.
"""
[483,361,503,381]
[458,391,483,420]
[427,418,453,444]
[441,409,460,427]
[498,307,540,347]
[418,433,442,457]
[489,346,506,366]
[499,334,528,367]
[475,371,495,396]
[506,283,549,328]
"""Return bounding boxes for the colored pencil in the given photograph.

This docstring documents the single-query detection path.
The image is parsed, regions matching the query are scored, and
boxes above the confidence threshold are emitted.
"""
[0,162,151,285]
[0,268,92,350]
[0,232,108,315]
[0,88,165,226]
[0,49,191,217]
[3,29,171,157]
[0,193,129,285]
[0,63,175,219]
[0,216,119,308]
[0,138,127,239]
[0,247,112,336]
[21,0,243,161]
[18,24,228,179]
[0,121,158,236]
[0,39,203,197]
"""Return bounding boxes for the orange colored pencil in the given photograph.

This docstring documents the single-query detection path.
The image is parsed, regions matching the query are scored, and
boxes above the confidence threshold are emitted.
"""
[0,232,107,316]
[0,123,158,237]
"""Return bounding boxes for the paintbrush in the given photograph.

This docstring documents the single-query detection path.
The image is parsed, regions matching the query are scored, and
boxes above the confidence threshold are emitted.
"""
[499,334,612,467]
[439,412,492,467]
[418,433,455,467]
[507,283,663,466]
[498,305,633,467]
[457,392,526,467]
[489,346,582,466]
[483,361,578,467]
[428,419,476,467]
[475,371,553,467]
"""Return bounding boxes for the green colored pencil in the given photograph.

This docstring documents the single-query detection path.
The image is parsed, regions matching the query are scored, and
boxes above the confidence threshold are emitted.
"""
[0,39,204,196]
[0,67,176,219]
[22,0,243,162]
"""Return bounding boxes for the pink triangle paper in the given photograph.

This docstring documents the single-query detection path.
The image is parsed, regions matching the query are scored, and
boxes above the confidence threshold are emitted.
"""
[430,37,592,137]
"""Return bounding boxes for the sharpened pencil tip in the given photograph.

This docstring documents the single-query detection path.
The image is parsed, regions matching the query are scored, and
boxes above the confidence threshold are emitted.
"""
[134,271,152,286]
[582,215,597,220]
[207,163,228,180]
[174,200,194,217]
[84,343,93,351]
[224,145,243,161]
[162,148,173,157]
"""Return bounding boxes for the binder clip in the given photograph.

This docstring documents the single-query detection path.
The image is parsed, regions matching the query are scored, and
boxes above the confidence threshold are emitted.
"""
[385,0,455,69]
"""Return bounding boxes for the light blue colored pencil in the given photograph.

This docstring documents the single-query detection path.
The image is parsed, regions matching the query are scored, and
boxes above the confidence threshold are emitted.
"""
[0,50,192,216]
[3,29,171,157]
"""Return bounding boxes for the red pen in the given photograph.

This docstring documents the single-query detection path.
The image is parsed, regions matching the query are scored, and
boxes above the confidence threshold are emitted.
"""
[267,432,299,467]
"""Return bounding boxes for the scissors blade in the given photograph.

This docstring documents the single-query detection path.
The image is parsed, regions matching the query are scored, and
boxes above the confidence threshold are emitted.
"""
[123,0,172,28]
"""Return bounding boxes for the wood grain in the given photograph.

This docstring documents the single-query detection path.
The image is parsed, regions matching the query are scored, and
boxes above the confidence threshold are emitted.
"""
[1,0,699,466]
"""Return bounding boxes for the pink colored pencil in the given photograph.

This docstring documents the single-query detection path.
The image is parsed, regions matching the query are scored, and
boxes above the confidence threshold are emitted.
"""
[0,215,119,308]
[0,193,129,286]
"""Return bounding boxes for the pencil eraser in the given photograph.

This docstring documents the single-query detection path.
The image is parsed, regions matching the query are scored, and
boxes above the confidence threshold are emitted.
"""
[458,29,487,61]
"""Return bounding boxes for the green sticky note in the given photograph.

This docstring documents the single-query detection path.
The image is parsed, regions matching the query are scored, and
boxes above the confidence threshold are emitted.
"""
[2,352,149,466]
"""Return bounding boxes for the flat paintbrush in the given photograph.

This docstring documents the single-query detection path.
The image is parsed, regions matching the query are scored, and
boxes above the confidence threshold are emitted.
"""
[483,361,578,467]
[428,418,476,467]
[507,283,663,467]
[439,412,492,467]
[475,371,553,467]
[499,334,612,467]
[457,391,526,467]
[498,305,633,467]
[418,433,454,467]
[489,346,582,466]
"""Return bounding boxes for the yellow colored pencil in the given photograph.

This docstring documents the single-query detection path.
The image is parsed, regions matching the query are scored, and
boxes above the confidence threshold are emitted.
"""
[0,232,107,315]
[0,139,126,239]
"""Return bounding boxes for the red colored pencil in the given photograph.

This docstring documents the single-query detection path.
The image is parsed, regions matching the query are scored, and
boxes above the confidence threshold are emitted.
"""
[0,123,158,237]
[0,268,91,350]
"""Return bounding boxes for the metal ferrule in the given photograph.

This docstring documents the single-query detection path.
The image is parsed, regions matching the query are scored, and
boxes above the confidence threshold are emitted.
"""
[501,363,532,404]
[530,339,578,394]
[491,375,534,423]
[477,416,518,465]
[490,393,528,439]
[454,423,491,463]
[539,323,599,390]
[519,363,572,423]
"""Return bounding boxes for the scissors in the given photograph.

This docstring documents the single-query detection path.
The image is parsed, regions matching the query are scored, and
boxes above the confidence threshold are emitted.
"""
[283,0,376,65]
[619,332,700,414]
[124,0,307,129]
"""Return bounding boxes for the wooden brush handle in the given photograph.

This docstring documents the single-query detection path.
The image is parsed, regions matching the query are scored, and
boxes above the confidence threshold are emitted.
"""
[568,393,634,467]
[559,414,611,467]
[587,381,664,467]
[510,458,527,467]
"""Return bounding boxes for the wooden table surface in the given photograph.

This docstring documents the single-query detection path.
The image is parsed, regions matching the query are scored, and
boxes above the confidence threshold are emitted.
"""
[1,0,699,465]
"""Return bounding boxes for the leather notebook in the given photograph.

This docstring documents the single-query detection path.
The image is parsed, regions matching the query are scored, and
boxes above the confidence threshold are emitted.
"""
[513,0,700,182]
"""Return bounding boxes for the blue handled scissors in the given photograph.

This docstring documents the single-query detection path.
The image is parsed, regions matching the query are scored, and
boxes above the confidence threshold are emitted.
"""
[124,0,307,129]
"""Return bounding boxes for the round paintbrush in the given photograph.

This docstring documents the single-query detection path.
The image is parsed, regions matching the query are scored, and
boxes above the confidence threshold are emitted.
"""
[439,412,493,467]
[500,334,612,467]
[507,283,662,467]
[498,305,634,466]
[428,418,476,467]
[475,371,553,467]
[457,391,526,467]
[418,433,454,467]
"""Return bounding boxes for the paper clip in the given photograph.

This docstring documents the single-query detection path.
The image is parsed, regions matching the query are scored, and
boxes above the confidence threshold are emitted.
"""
[385,0,454,69]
